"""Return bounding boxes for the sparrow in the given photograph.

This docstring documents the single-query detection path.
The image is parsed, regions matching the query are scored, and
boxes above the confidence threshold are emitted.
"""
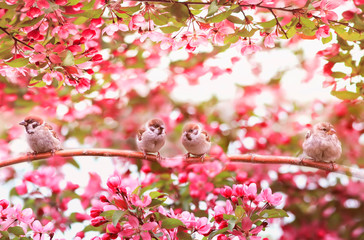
[181,122,211,161]
[19,116,61,154]
[136,118,166,160]
[302,122,342,163]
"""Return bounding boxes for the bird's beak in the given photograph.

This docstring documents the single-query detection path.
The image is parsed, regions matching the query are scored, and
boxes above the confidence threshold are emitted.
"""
[327,128,336,135]
[19,121,27,126]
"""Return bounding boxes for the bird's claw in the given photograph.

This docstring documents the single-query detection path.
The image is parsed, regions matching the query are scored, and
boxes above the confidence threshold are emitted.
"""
[249,153,256,161]
[199,154,206,162]
[329,161,335,171]
[156,152,163,162]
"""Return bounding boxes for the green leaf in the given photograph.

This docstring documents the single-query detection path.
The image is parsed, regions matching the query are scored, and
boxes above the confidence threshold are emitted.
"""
[258,18,283,28]
[259,209,289,219]
[160,25,181,34]
[100,210,115,218]
[235,206,245,218]
[150,12,170,26]
[112,210,126,226]
[227,15,245,24]
[18,15,45,27]
[285,26,296,39]
[7,226,25,236]
[75,57,91,65]
[68,9,103,18]
[161,218,186,229]
[62,50,75,66]
[207,0,219,17]
[170,3,190,22]
[148,198,166,208]
[332,25,364,41]
[237,28,258,38]
[331,90,360,100]
[224,34,239,44]
[67,0,81,6]
[81,0,95,10]
[0,230,9,239]
[206,5,239,23]
[29,79,46,88]
[119,5,142,15]
[321,32,333,44]
[83,224,103,232]
[5,58,29,68]
[208,227,229,240]
[300,17,315,29]
[177,231,193,240]
[68,158,80,169]
[331,71,347,78]
[149,191,164,199]
[0,2,17,9]
[0,47,14,60]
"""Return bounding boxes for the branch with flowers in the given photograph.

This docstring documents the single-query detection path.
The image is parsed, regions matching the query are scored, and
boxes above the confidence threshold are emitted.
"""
[1,0,363,99]
[0,173,285,240]
[2,149,364,179]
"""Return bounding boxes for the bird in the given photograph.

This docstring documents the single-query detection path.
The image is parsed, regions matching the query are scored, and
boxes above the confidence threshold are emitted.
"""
[19,116,61,155]
[302,122,342,163]
[136,118,166,160]
[181,122,211,161]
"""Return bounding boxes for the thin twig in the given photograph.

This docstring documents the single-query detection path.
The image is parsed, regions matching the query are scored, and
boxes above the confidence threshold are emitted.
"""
[1,149,364,179]
[0,27,35,50]
[269,9,288,39]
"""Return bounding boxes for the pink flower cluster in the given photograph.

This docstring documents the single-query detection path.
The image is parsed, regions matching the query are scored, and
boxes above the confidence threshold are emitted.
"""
[0,199,54,239]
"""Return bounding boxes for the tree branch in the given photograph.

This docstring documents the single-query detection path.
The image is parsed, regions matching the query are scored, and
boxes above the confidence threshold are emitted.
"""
[2,149,364,179]
[268,9,288,39]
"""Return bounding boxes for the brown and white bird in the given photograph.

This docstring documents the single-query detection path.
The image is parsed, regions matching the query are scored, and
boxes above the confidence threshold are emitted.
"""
[302,122,342,163]
[181,122,211,160]
[136,118,166,159]
[19,116,61,154]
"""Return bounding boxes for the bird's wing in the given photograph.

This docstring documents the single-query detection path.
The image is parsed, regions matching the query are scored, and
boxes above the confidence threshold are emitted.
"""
[137,126,146,141]
[201,131,210,142]
[44,123,60,141]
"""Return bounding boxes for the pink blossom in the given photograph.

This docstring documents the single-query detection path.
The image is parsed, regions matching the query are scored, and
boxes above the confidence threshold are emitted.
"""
[106,176,122,193]
[243,183,257,200]
[120,215,157,239]
[241,216,253,231]
[102,23,128,36]
[75,77,91,93]
[81,172,103,208]
[130,194,152,208]
[129,14,146,30]
[31,220,54,240]
[264,32,277,48]
[195,217,211,235]
[18,207,35,224]
[210,20,235,45]
[221,186,233,198]
[42,71,64,85]
[140,31,164,43]
[315,25,330,39]
[26,7,42,18]
[316,0,344,24]
[257,188,283,206]
[239,41,262,55]
[214,200,234,216]
[15,182,28,195]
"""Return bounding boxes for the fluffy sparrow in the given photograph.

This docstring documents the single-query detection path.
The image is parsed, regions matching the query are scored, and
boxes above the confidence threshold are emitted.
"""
[181,122,211,160]
[19,116,61,154]
[136,118,166,159]
[302,122,342,163]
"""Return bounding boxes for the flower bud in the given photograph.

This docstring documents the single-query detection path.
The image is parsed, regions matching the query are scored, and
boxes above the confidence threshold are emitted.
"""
[91,216,107,227]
